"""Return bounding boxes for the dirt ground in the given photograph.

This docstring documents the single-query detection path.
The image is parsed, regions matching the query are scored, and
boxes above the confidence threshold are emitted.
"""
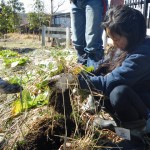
[1,33,150,150]
[0,33,80,150]
[0,33,50,49]
[0,33,112,150]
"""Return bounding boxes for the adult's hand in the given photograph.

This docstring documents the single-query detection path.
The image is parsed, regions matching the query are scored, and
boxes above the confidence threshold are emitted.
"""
[49,73,75,92]
[0,78,23,94]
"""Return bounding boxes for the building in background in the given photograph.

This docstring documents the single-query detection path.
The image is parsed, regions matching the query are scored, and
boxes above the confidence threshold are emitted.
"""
[52,12,71,27]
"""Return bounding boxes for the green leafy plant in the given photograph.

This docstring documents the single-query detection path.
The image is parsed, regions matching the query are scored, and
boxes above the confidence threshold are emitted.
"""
[36,80,49,90]
[0,50,19,57]
[3,57,29,67]
[9,76,29,85]
[83,66,94,72]
[12,89,49,116]
[0,49,29,67]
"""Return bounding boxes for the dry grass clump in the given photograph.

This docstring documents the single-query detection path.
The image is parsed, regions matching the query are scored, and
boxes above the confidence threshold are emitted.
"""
[4,33,39,40]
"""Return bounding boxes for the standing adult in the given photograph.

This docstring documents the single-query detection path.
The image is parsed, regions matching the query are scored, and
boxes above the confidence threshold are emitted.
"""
[70,0,108,70]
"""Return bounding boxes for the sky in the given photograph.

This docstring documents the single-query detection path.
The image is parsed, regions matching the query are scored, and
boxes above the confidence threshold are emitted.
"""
[3,0,71,13]
[3,0,113,14]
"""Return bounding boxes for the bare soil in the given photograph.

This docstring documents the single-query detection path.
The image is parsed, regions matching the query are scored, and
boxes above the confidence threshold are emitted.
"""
[1,33,150,150]
[15,117,77,150]
[0,33,79,150]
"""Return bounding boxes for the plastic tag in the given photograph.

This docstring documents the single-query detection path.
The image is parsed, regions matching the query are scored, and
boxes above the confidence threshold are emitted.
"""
[115,127,131,140]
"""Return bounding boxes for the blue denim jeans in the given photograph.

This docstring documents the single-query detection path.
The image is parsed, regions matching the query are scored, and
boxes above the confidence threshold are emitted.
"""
[70,0,108,70]
[103,85,149,123]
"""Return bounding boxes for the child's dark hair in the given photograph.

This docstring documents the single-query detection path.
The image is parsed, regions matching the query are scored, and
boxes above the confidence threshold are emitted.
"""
[101,5,146,52]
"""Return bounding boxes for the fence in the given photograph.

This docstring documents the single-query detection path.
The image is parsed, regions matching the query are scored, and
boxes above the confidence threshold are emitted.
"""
[41,25,71,49]
[125,0,150,28]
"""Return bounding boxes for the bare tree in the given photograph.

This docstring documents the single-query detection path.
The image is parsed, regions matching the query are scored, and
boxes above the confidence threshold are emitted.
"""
[52,0,65,14]
[48,0,65,44]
